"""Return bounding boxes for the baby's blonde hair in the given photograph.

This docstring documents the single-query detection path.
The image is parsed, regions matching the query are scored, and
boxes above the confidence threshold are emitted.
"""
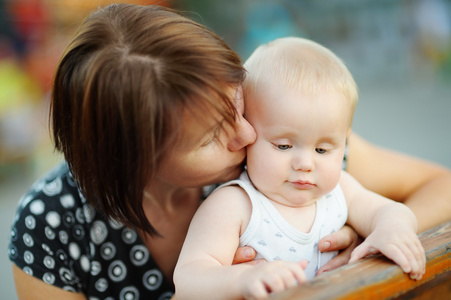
[244,37,358,126]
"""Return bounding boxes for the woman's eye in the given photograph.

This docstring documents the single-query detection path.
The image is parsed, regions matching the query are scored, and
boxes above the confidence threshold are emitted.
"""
[315,148,327,154]
[201,130,218,147]
[277,144,292,150]
[205,136,216,145]
[203,125,224,147]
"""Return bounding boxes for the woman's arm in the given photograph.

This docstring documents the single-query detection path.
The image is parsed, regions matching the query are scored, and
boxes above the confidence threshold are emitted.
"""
[340,171,426,280]
[13,265,86,300]
[318,133,451,273]
[347,133,451,232]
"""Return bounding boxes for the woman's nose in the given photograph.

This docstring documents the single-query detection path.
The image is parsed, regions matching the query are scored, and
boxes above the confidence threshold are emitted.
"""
[227,115,257,152]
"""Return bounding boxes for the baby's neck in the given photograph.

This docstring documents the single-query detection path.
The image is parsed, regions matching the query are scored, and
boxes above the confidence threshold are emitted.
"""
[271,200,317,233]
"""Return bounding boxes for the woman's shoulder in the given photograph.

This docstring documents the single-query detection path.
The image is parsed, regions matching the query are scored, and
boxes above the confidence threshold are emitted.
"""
[14,162,84,215]
[7,162,175,296]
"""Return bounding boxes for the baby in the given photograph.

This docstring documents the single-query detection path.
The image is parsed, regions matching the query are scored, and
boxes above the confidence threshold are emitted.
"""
[174,37,425,300]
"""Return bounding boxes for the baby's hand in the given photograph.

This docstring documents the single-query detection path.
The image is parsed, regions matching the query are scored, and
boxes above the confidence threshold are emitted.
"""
[239,260,308,299]
[349,223,426,280]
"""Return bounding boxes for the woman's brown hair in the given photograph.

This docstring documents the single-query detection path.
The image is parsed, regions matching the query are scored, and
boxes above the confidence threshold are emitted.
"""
[51,4,245,236]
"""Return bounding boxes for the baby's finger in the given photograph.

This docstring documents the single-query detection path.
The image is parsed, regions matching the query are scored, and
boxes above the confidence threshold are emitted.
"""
[273,262,306,289]
[401,244,420,278]
[244,282,268,300]
[292,261,307,284]
[262,274,286,295]
[396,238,426,280]
[349,242,379,263]
[299,259,309,270]
[383,244,412,274]
[406,241,426,280]
[416,242,426,273]
[271,262,306,291]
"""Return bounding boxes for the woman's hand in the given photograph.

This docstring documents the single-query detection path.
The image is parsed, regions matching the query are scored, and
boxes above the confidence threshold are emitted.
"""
[317,225,362,275]
[232,246,260,265]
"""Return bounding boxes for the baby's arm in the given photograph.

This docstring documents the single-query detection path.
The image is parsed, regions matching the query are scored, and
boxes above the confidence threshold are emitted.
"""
[340,171,426,280]
[174,186,306,300]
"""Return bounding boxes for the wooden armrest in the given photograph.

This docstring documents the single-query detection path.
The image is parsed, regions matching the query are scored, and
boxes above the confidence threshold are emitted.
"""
[274,221,451,300]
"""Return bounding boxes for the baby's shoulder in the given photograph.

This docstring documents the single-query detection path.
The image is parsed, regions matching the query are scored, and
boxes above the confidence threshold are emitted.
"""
[200,184,252,223]
[209,184,251,206]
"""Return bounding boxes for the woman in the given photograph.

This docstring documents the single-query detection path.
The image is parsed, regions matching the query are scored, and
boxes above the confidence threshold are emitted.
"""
[8,4,451,299]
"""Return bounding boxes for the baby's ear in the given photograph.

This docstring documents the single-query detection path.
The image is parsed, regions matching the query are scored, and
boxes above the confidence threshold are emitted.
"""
[346,128,352,139]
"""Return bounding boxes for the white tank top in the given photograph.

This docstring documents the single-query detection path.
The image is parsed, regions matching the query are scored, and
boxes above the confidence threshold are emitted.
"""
[220,171,348,279]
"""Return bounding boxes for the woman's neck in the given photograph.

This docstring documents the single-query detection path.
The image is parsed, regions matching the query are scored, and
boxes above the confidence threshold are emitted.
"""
[139,179,202,281]
[143,178,201,216]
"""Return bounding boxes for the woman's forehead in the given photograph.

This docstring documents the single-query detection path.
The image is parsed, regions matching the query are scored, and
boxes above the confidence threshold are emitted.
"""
[177,105,222,144]
[173,85,238,146]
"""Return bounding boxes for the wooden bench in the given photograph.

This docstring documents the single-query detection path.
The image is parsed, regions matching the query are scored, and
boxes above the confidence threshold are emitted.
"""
[274,221,451,299]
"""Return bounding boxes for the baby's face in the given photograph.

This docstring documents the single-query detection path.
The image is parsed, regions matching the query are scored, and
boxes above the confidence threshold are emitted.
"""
[245,83,351,207]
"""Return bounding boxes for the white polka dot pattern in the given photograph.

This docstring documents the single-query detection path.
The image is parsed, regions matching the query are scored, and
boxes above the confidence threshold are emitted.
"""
[8,163,174,298]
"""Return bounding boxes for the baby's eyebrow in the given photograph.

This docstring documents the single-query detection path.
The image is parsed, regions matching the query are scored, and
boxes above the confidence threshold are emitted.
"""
[318,135,343,143]
[234,86,243,100]
[234,86,244,107]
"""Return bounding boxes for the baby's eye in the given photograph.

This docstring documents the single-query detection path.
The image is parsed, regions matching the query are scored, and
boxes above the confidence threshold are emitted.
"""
[315,148,327,154]
[277,144,292,150]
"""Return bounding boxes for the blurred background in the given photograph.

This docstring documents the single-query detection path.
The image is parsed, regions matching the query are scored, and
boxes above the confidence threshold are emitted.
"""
[1,0,450,298]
